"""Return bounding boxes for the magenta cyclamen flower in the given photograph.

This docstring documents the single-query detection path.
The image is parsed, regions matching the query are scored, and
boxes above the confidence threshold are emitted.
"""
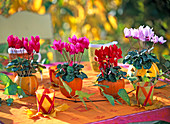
[30,36,40,53]
[51,40,64,54]
[64,42,70,52]
[23,39,33,55]
[15,38,23,49]
[124,28,131,38]
[82,37,90,49]
[7,35,18,48]
[69,44,76,55]
[68,35,78,45]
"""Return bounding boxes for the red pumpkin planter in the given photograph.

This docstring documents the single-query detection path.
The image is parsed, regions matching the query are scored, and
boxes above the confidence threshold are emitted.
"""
[98,79,125,97]
[59,78,83,98]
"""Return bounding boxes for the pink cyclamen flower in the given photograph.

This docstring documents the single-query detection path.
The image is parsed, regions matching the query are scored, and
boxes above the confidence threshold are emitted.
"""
[7,35,18,48]
[69,44,76,55]
[15,38,24,49]
[76,43,84,53]
[64,42,70,52]
[131,28,139,39]
[124,28,131,38]
[143,26,154,41]
[151,35,159,44]
[23,39,34,55]
[68,35,78,45]
[158,36,166,44]
[138,26,145,41]
[51,40,64,54]
[82,37,89,49]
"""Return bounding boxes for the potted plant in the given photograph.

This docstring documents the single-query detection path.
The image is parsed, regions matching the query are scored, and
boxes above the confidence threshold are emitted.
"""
[6,35,45,95]
[123,26,166,80]
[89,40,118,72]
[51,35,89,98]
[94,44,127,97]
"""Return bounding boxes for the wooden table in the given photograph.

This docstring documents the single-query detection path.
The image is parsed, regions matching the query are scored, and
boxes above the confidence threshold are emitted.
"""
[0,62,170,124]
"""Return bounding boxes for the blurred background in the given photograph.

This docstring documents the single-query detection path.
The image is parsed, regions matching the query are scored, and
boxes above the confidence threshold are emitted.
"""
[0,0,170,69]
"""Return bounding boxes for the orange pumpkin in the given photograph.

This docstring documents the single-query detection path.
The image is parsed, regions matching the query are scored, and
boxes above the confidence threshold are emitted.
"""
[49,66,60,87]
[14,75,39,95]
[98,79,125,97]
[59,78,83,98]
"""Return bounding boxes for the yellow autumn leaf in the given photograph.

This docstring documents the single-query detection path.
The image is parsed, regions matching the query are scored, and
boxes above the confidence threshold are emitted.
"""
[25,109,38,118]
[38,6,46,15]
[104,22,111,32]
[108,15,118,29]
[144,101,163,110]
[33,0,42,11]
[56,103,70,112]
[94,0,105,12]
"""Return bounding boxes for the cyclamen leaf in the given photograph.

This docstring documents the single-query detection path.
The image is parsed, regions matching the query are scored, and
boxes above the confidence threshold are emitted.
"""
[102,92,115,106]
[155,84,167,89]
[81,72,88,78]
[57,64,62,69]
[17,86,28,98]
[75,90,95,99]
[93,84,109,88]
[59,77,72,94]
[75,90,95,110]
[4,83,18,95]
[115,99,122,105]
[118,89,130,105]
[163,55,170,61]
[0,73,12,85]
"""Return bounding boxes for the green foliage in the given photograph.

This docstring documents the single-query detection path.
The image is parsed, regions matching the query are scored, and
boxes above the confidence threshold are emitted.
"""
[118,89,130,105]
[55,63,88,82]
[0,73,27,98]
[59,77,72,95]
[97,66,126,82]
[6,57,45,77]
[0,55,9,70]
[6,98,14,106]
[123,49,159,69]
[75,91,96,110]
[59,76,96,110]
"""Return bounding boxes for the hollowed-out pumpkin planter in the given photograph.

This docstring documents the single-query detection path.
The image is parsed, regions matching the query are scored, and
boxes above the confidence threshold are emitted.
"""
[59,77,83,98]
[98,79,125,97]
[14,75,39,95]
[123,49,160,85]
[55,63,88,98]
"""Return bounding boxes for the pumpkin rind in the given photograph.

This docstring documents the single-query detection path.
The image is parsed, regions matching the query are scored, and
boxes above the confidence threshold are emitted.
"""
[98,79,125,97]
[59,78,83,98]
[127,63,159,78]
[14,75,39,95]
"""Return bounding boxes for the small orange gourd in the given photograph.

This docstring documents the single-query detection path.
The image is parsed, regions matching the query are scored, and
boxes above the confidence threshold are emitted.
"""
[98,79,125,97]
[59,78,83,98]
[14,75,39,95]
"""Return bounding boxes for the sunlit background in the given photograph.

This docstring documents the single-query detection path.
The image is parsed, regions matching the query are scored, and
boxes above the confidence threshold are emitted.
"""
[0,0,170,69]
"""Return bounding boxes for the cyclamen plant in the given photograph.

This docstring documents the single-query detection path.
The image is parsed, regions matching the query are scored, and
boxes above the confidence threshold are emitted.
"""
[51,35,89,82]
[123,25,166,70]
[95,44,126,82]
[6,35,44,77]
[7,35,40,55]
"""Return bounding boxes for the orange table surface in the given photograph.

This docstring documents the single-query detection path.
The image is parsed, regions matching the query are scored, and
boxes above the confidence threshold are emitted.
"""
[0,62,170,124]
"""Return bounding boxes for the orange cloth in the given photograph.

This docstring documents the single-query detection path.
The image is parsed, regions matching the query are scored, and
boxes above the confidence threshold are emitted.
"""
[0,62,169,124]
